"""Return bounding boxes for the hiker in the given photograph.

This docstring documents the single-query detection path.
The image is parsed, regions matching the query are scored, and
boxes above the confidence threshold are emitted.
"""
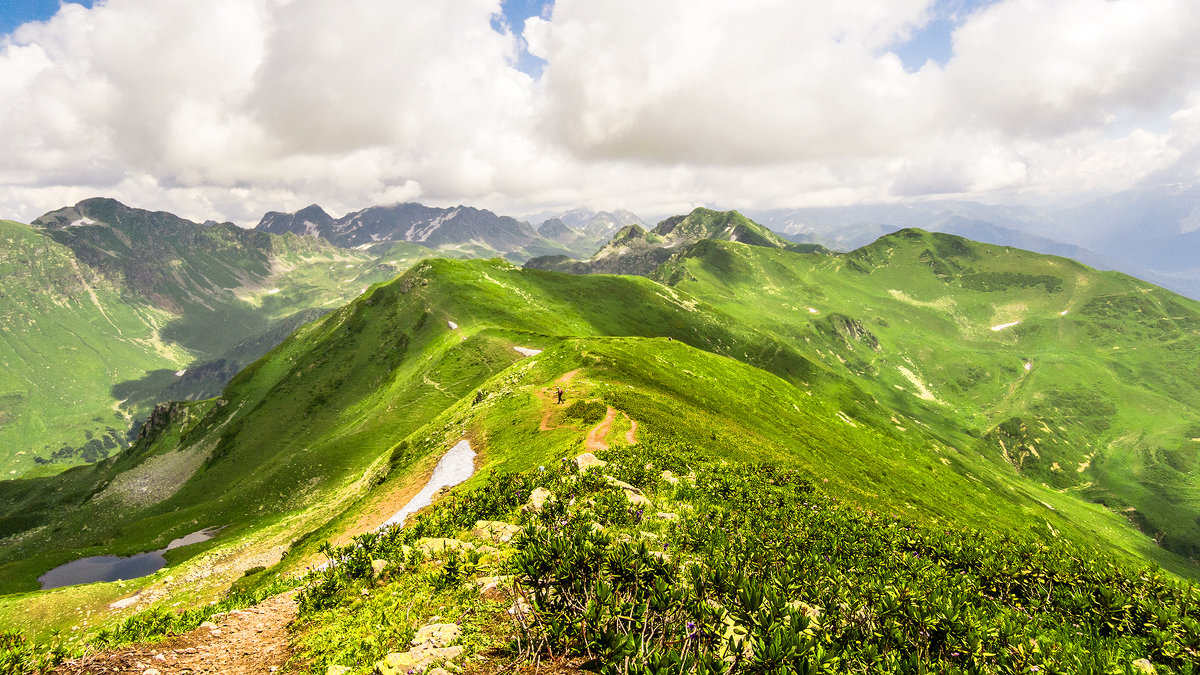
[555,386,564,404]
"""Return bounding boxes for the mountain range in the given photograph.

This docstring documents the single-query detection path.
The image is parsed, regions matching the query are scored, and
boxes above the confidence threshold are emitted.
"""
[0,198,444,476]
[256,202,602,262]
[747,187,1200,300]
[3,200,1200,672]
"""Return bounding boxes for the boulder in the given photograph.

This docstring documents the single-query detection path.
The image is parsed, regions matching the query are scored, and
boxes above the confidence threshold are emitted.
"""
[371,559,388,576]
[417,538,476,555]
[660,470,679,485]
[656,512,679,521]
[472,520,522,543]
[625,491,651,507]
[523,487,554,513]
[326,666,352,675]
[1133,660,1156,674]
[412,622,461,649]
[574,452,607,471]
[376,646,464,675]
[603,476,641,494]
[475,575,512,599]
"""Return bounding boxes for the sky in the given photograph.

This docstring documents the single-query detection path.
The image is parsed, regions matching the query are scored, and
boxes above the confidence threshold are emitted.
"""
[0,0,1197,226]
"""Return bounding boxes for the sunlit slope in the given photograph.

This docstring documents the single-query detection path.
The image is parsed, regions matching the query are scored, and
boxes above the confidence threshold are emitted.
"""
[0,220,188,474]
[652,230,1200,560]
[1,200,444,473]
[0,257,825,591]
[6,252,1194,598]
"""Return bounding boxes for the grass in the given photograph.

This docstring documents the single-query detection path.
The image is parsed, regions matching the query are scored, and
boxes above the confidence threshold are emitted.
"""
[650,231,1200,563]
[4,227,1200,651]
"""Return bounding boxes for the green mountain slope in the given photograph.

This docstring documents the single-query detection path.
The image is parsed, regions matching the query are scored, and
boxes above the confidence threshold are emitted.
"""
[0,200,447,475]
[0,219,188,474]
[3,247,1194,609]
[651,230,1200,560]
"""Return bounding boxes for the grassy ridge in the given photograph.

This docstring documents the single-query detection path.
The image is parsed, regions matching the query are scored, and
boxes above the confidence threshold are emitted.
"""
[652,231,1200,562]
[2,234,1198,643]
[0,206,450,474]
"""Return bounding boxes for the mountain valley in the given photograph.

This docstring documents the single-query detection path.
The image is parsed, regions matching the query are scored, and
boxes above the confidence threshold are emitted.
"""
[2,204,1200,673]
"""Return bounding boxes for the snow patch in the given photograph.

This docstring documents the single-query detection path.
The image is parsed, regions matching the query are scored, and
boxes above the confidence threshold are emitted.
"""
[513,346,541,356]
[990,321,1021,331]
[266,288,281,294]
[1024,362,1032,372]
[378,440,475,530]
[174,369,187,377]
[1059,309,1069,316]
[406,209,460,242]
[447,320,458,329]
[68,217,96,227]
[807,307,819,314]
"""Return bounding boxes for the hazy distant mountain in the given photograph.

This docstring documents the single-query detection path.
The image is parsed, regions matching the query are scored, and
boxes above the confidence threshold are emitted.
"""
[526,207,813,276]
[256,204,336,238]
[536,217,582,246]
[257,202,572,261]
[6,198,400,473]
[749,194,1200,300]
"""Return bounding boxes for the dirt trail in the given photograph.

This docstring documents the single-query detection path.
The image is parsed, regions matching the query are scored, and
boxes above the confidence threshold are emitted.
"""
[586,408,618,452]
[538,370,579,431]
[625,417,638,445]
[55,591,297,675]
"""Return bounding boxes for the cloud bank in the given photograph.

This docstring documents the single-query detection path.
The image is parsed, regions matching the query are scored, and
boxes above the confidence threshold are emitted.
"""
[0,0,1197,223]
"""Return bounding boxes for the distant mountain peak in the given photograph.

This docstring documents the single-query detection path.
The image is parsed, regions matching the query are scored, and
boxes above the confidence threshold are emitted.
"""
[526,207,795,276]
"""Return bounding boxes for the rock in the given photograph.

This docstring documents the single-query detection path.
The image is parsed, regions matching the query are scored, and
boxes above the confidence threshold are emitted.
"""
[417,538,476,555]
[574,453,607,471]
[152,653,166,661]
[475,575,512,599]
[604,475,641,494]
[429,669,452,675]
[508,597,531,617]
[376,646,465,675]
[108,595,139,609]
[472,520,522,543]
[412,622,461,649]
[371,559,388,575]
[625,491,651,506]
[326,666,352,675]
[660,470,679,485]
[199,621,218,630]
[435,645,464,661]
[523,487,554,513]
[1133,659,1156,674]
[143,669,161,675]
[656,511,679,521]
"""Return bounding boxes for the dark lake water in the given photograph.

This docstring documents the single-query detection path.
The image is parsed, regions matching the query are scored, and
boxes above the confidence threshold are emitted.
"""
[38,527,219,590]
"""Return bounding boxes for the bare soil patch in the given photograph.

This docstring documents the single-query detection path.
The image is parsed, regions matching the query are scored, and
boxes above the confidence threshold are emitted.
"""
[54,591,297,675]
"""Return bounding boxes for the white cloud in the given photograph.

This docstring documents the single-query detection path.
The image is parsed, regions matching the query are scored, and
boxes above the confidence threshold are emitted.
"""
[0,0,1197,224]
